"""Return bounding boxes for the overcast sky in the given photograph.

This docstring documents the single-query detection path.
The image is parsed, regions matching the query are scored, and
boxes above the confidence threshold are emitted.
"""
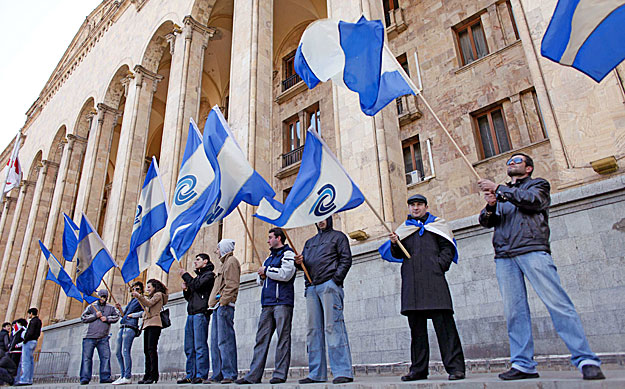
[0,0,102,152]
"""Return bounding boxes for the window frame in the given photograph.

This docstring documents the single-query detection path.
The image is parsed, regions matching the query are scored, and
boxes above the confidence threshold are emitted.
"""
[455,16,489,66]
[283,114,303,154]
[473,105,512,159]
[402,135,425,183]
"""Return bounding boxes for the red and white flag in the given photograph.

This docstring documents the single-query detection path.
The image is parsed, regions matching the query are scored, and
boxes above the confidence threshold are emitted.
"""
[4,133,22,194]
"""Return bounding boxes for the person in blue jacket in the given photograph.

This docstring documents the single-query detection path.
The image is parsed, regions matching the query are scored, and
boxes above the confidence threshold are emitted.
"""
[112,282,144,385]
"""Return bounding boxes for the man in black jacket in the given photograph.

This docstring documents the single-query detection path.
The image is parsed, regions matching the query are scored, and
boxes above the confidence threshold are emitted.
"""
[294,216,353,385]
[177,253,215,384]
[14,308,41,386]
[0,323,10,354]
[0,349,17,386]
[478,153,604,381]
[389,194,465,381]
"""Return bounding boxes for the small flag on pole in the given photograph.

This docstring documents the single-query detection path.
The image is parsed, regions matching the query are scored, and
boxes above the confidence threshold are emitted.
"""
[62,213,79,262]
[254,129,364,228]
[3,132,22,194]
[121,157,168,283]
[541,0,625,82]
[39,240,83,302]
[74,214,117,296]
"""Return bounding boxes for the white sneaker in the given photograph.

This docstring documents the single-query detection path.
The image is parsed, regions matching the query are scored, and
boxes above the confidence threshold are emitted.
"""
[112,377,131,385]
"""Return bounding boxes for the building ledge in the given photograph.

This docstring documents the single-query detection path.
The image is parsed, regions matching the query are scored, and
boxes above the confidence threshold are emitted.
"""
[455,40,522,75]
[275,160,301,179]
[275,81,308,104]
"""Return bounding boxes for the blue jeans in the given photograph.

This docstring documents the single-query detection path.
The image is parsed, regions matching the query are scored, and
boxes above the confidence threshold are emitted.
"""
[210,306,237,381]
[116,328,136,379]
[495,251,601,373]
[185,313,210,379]
[80,336,111,383]
[17,340,37,384]
[305,279,353,381]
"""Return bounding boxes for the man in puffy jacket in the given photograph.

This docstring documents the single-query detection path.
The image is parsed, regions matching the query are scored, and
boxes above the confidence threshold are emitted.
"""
[177,253,215,384]
[294,216,353,384]
[236,228,296,385]
[478,153,604,381]
[0,323,10,354]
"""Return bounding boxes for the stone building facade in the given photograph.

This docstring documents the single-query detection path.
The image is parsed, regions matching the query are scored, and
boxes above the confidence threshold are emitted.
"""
[0,0,624,376]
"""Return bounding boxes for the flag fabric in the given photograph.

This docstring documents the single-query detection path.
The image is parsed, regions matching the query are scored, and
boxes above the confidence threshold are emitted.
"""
[202,106,276,223]
[74,214,117,295]
[156,119,220,272]
[39,240,83,302]
[254,129,364,228]
[378,213,458,263]
[62,213,79,262]
[541,0,625,82]
[121,157,168,283]
[294,16,414,116]
[3,133,22,193]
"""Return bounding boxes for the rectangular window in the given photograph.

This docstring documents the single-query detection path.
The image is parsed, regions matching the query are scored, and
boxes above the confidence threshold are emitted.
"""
[475,106,511,159]
[283,187,291,202]
[284,116,302,152]
[306,104,321,135]
[456,18,489,66]
[402,136,425,185]
[383,0,399,27]
[396,54,409,114]
[282,51,302,91]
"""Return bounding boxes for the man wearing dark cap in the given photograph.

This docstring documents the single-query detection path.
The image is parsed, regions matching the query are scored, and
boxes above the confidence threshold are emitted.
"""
[381,194,465,381]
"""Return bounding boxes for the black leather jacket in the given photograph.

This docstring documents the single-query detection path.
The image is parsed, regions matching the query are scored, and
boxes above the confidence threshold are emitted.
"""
[182,263,215,315]
[300,217,352,287]
[479,176,551,257]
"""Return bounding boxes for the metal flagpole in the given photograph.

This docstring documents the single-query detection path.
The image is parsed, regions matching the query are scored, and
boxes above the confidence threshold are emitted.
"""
[1,131,22,204]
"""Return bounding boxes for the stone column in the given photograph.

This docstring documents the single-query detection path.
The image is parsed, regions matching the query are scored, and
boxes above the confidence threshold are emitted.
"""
[0,184,27,294]
[5,161,49,321]
[507,93,531,147]
[30,136,75,309]
[0,198,13,254]
[223,0,273,272]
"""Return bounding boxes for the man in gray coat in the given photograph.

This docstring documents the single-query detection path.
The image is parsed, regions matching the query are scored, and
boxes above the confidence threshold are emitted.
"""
[79,289,120,385]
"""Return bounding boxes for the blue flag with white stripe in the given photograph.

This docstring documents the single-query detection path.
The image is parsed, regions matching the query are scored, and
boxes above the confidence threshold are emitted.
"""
[74,214,117,296]
[254,129,364,228]
[62,213,79,262]
[202,106,275,223]
[156,119,220,272]
[121,157,168,283]
[40,240,83,302]
[295,16,414,116]
[541,0,625,82]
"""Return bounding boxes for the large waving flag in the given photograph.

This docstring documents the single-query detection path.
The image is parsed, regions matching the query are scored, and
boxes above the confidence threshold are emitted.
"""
[3,132,22,194]
[541,0,625,82]
[121,157,168,283]
[39,240,83,302]
[62,213,79,262]
[295,16,414,116]
[74,214,117,296]
[156,119,220,272]
[254,129,364,228]
[202,106,275,223]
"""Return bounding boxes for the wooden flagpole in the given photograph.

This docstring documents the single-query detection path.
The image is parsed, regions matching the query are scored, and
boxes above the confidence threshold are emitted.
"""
[101,278,119,305]
[363,196,411,258]
[282,229,312,284]
[236,206,264,267]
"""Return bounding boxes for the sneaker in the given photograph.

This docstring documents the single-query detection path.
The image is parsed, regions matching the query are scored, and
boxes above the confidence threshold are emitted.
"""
[332,377,353,384]
[448,372,465,380]
[234,378,254,385]
[13,383,32,387]
[221,378,234,384]
[178,378,193,384]
[582,365,605,380]
[498,368,539,380]
[269,378,285,384]
[203,378,221,384]
[113,377,132,385]
[192,378,205,384]
[299,378,324,384]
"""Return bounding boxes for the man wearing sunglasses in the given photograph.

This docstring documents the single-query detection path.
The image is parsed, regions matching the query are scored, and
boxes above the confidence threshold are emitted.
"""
[477,153,604,381]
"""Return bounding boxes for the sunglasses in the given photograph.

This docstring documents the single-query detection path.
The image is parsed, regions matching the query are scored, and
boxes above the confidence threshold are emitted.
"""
[506,157,524,166]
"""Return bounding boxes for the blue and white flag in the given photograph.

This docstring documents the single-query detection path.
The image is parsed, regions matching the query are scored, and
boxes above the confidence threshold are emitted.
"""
[541,0,625,82]
[254,129,364,228]
[156,119,220,272]
[202,106,275,223]
[378,213,458,263]
[62,213,79,262]
[295,16,414,116]
[39,240,83,302]
[74,214,117,296]
[121,157,168,283]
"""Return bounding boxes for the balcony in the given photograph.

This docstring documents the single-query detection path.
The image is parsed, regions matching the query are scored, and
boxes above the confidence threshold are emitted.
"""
[396,95,422,125]
[282,146,304,168]
[385,8,407,36]
[282,73,302,92]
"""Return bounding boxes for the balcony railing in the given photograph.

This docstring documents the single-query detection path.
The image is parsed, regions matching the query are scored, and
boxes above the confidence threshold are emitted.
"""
[282,73,302,92]
[282,146,304,168]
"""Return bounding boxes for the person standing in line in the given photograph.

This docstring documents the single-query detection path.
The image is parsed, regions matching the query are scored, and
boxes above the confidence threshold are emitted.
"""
[8,319,27,376]
[177,253,215,385]
[206,239,241,384]
[112,281,145,385]
[294,216,354,385]
[388,194,465,381]
[133,279,168,385]
[14,308,42,386]
[79,289,120,385]
[478,153,605,381]
[235,228,296,385]
[0,323,11,354]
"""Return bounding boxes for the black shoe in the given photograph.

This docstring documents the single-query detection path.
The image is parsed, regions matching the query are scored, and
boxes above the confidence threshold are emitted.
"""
[178,378,193,384]
[192,377,205,384]
[332,377,353,384]
[498,368,539,380]
[269,378,285,384]
[582,365,605,380]
[80,381,90,386]
[100,379,114,384]
[139,379,155,384]
[221,378,234,384]
[204,378,221,384]
[299,378,324,384]
[448,372,465,380]
[13,384,32,387]
[401,372,427,381]
[234,378,253,385]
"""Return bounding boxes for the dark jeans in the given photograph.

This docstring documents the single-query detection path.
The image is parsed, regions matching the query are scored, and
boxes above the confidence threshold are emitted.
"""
[245,305,293,382]
[184,313,210,379]
[80,336,112,383]
[210,305,237,381]
[143,326,161,381]
[406,310,465,376]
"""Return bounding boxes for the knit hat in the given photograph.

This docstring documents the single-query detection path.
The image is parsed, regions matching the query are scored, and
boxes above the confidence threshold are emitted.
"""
[218,239,235,257]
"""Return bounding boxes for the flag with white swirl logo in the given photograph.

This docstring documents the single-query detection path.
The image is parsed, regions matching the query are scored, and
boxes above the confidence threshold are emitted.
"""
[254,129,364,228]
